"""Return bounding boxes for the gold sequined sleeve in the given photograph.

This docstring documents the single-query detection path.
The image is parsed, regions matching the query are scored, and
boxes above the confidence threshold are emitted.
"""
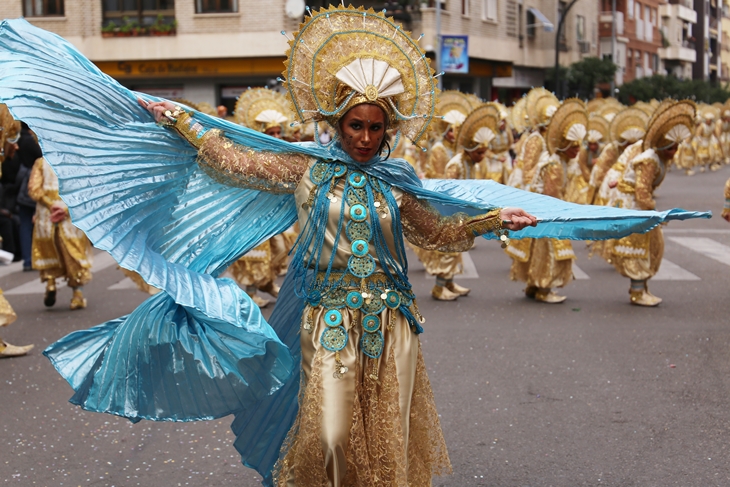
[633,157,659,210]
[173,112,310,194]
[589,142,619,188]
[722,177,730,219]
[540,161,565,199]
[518,133,544,171]
[28,158,56,208]
[400,193,501,251]
[577,147,592,181]
[424,144,449,179]
[444,155,462,180]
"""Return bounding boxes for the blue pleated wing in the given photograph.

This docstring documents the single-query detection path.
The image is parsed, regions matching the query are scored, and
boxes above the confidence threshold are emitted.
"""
[0,18,298,421]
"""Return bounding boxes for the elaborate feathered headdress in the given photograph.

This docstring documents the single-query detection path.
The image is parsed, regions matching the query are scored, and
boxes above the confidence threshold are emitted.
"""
[546,99,588,154]
[282,5,438,148]
[457,103,500,151]
[234,88,290,132]
[643,100,695,151]
[609,107,649,144]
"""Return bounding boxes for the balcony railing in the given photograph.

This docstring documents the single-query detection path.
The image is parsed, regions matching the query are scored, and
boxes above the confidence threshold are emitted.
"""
[599,11,624,35]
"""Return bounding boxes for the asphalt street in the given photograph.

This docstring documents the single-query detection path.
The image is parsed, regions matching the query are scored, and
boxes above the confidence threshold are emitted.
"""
[1,165,729,487]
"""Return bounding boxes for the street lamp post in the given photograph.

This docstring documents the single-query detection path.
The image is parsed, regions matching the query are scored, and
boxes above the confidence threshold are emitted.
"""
[553,0,582,99]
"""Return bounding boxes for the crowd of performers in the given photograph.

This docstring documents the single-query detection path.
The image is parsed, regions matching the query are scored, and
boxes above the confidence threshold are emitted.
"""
[1,85,729,359]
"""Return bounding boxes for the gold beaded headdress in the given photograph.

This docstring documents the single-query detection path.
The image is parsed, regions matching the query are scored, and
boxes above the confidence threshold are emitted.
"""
[588,114,610,143]
[525,88,559,129]
[430,90,478,135]
[609,107,649,144]
[234,88,290,132]
[546,99,588,154]
[510,97,528,133]
[457,103,500,151]
[586,98,605,115]
[0,104,21,155]
[282,5,438,148]
[598,100,623,122]
[643,100,695,151]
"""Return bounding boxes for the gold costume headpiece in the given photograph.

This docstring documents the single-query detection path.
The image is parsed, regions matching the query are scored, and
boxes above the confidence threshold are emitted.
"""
[598,101,622,122]
[643,100,695,151]
[0,104,21,157]
[633,101,654,117]
[234,88,290,132]
[457,103,499,151]
[431,90,479,135]
[510,97,528,133]
[588,114,610,143]
[283,5,438,148]
[698,103,719,122]
[586,98,605,115]
[546,99,588,154]
[609,107,649,144]
[525,88,559,128]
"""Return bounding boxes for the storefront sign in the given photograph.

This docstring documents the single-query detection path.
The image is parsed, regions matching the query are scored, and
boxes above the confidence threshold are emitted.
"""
[441,35,469,74]
[94,57,285,79]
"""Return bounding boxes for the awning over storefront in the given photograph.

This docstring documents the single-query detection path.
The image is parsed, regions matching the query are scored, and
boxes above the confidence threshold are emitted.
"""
[528,7,554,32]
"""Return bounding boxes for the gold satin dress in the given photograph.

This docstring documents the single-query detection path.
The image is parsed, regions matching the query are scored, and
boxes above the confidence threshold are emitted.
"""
[28,157,93,288]
[508,154,574,289]
[187,126,503,486]
[0,289,18,354]
[607,150,667,280]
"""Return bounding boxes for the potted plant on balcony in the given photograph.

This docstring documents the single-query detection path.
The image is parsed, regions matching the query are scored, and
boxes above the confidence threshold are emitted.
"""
[150,14,177,36]
[101,21,118,38]
[118,16,133,37]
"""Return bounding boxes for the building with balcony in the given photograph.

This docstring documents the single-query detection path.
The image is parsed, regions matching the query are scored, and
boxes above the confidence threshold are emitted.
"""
[599,0,664,85]
[659,0,698,79]
[693,0,723,80]
[720,0,730,81]
[1,0,598,108]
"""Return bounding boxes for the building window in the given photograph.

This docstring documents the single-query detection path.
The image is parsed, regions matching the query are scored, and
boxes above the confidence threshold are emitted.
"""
[23,0,64,16]
[628,0,634,19]
[526,9,536,37]
[576,15,586,41]
[482,0,497,21]
[462,0,469,16]
[196,0,237,13]
[653,53,659,71]
[635,2,641,20]
[102,0,175,27]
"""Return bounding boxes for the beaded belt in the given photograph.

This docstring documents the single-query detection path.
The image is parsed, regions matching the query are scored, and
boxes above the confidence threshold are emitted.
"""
[303,270,424,379]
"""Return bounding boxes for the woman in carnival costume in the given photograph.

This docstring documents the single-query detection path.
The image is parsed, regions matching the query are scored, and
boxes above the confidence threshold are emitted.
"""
[0,8,710,487]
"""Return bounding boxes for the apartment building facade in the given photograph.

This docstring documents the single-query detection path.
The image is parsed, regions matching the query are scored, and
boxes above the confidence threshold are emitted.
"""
[2,0,598,107]
[599,0,664,85]
[658,0,697,80]
[692,0,723,80]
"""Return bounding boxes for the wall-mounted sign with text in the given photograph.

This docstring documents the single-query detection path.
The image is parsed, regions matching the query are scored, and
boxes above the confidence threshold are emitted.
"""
[441,35,469,74]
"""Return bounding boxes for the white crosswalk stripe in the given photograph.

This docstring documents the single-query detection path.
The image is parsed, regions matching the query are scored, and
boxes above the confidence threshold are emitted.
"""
[653,259,700,281]
[572,263,590,280]
[668,237,730,267]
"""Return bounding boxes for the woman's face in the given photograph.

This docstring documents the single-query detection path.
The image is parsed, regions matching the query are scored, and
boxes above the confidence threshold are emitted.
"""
[264,126,282,139]
[339,104,387,163]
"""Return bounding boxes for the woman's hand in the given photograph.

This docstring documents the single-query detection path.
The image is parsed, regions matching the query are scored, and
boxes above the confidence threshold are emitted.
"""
[500,207,537,231]
[136,98,177,123]
[50,202,68,223]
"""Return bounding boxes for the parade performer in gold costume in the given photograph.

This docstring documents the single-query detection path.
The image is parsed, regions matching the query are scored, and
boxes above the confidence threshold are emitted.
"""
[139,7,536,484]
[411,90,477,300]
[607,100,695,306]
[565,114,607,205]
[693,106,721,172]
[228,87,292,307]
[717,108,730,165]
[0,106,33,356]
[28,157,93,309]
[592,107,649,206]
[506,88,559,190]
[507,99,587,303]
[480,103,513,183]
[422,90,474,179]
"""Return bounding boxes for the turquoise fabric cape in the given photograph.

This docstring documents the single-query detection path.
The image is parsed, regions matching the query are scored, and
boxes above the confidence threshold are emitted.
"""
[0,18,711,486]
